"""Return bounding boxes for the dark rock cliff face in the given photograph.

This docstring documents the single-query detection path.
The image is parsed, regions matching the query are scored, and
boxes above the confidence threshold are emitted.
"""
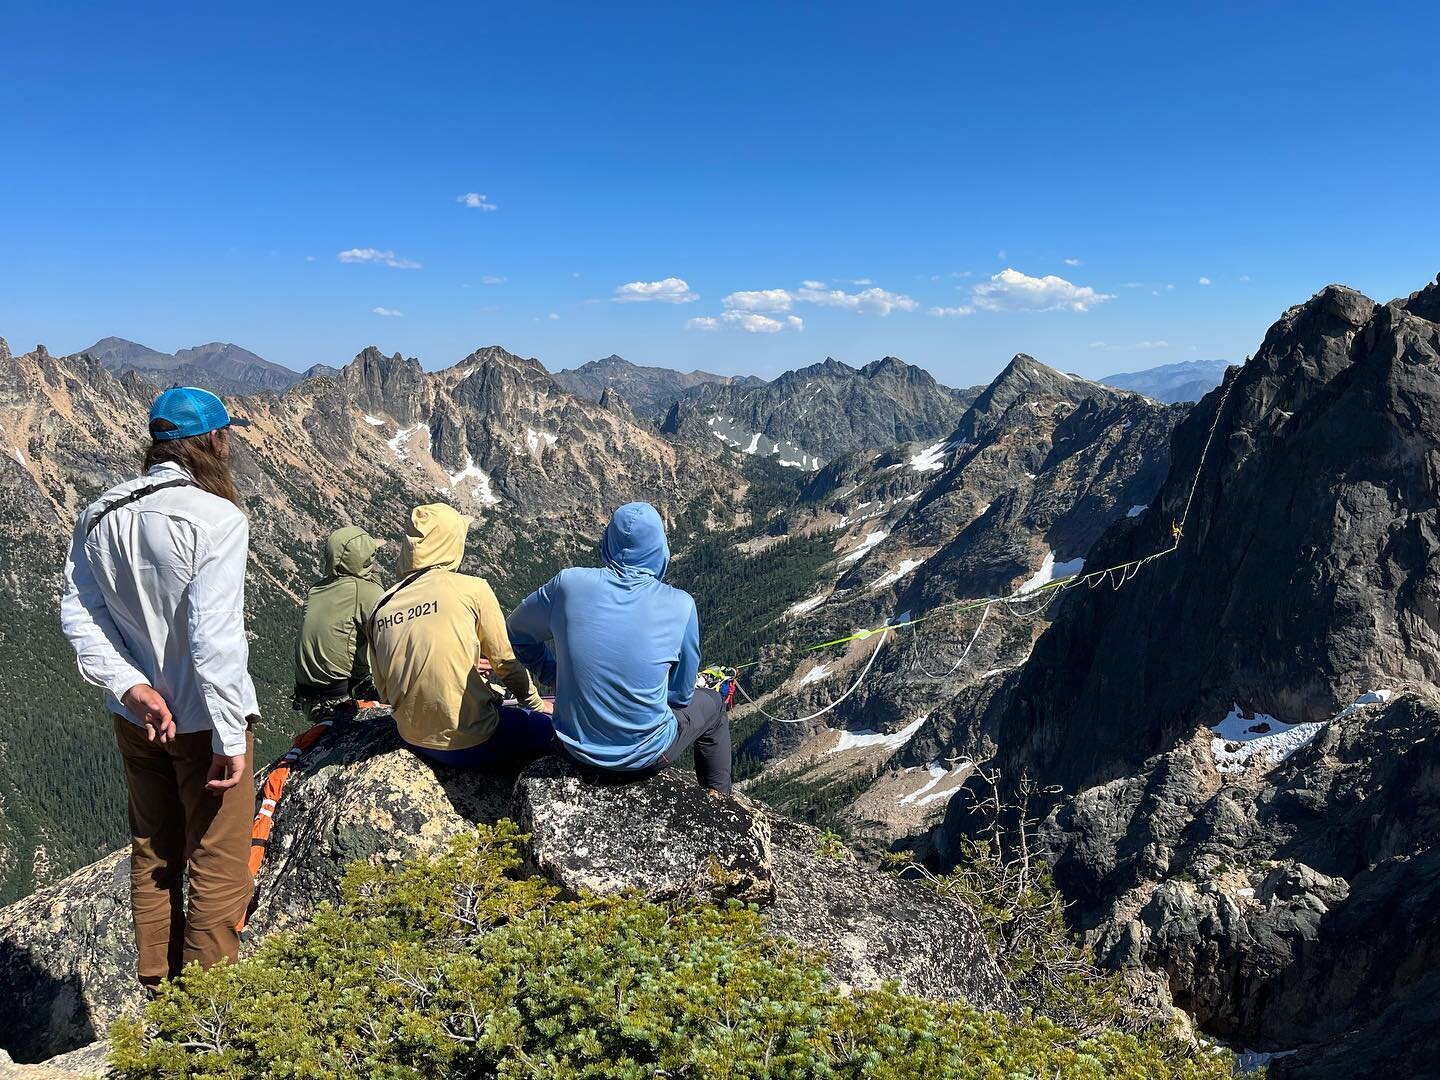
[935,276,1440,1073]
[0,715,1014,1065]
[983,282,1431,796]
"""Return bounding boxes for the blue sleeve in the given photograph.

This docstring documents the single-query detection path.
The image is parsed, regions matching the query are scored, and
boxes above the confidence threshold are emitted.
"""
[508,575,558,684]
[667,599,700,707]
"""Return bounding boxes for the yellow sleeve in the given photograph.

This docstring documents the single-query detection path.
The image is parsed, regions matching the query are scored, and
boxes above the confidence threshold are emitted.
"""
[473,579,544,710]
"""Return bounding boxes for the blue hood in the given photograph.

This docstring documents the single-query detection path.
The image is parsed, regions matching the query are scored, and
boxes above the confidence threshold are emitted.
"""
[601,502,670,580]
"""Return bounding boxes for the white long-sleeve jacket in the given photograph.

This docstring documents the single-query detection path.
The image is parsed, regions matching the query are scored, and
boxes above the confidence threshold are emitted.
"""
[60,461,259,755]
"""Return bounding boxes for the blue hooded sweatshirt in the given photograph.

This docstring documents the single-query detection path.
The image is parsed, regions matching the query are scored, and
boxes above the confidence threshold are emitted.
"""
[507,502,699,770]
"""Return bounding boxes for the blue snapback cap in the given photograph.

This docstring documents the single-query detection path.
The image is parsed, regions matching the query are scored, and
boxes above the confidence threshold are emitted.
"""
[148,386,251,441]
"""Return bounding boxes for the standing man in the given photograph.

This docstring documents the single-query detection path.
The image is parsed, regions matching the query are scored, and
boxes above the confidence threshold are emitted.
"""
[507,501,732,794]
[61,386,258,989]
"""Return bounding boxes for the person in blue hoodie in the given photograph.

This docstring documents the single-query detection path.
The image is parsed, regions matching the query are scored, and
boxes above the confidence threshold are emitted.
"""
[506,502,731,794]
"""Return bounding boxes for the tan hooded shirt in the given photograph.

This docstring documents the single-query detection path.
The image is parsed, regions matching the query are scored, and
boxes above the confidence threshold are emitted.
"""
[367,504,542,750]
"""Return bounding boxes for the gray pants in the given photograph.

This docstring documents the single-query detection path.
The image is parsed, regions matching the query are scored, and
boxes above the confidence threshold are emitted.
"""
[656,688,732,794]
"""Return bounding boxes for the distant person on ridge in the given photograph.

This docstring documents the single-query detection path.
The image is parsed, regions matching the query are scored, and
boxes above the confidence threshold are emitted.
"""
[507,501,732,794]
[60,386,257,990]
[367,503,553,766]
[292,526,385,722]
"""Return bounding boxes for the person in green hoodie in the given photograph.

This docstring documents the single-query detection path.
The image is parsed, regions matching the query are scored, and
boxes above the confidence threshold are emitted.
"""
[292,526,385,721]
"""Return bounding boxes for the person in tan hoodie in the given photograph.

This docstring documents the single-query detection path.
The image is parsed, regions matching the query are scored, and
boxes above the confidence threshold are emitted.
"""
[367,503,552,767]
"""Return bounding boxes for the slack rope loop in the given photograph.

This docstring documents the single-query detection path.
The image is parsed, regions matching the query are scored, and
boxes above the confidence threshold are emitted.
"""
[911,602,992,681]
[732,626,892,725]
[725,373,1238,721]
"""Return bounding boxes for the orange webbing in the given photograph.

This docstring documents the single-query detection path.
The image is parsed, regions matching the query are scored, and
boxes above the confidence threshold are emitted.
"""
[237,717,336,930]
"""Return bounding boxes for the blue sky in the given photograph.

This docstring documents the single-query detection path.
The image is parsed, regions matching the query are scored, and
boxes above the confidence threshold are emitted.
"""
[2,2,1437,386]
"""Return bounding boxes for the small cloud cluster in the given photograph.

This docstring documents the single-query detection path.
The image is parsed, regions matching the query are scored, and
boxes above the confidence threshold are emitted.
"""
[457,193,497,211]
[970,268,1113,312]
[1198,276,1212,286]
[688,312,804,334]
[613,277,699,304]
[794,282,919,315]
[723,288,794,312]
[481,275,507,285]
[1063,257,1081,266]
[372,307,404,317]
[338,248,422,270]
[928,305,974,318]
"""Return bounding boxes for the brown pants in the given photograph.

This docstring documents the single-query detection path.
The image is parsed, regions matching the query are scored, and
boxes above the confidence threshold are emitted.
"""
[113,717,255,984]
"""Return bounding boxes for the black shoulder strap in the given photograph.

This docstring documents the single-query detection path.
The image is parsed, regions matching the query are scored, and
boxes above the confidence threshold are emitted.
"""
[366,565,438,634]
[85,478,195,537]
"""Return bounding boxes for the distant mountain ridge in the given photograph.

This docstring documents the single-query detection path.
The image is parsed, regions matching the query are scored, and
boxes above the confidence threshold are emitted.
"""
[551,354,761,421]
[1099,358,1230,402]
[662,355,984,468]
[81,336,306,395]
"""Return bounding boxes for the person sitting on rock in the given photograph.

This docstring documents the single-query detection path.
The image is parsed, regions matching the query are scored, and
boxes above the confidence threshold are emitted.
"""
[368,503,552,767]
[507,501,732,794]
[292,525,385,722]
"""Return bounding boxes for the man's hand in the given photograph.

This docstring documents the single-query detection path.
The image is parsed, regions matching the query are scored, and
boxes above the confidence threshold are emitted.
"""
[205,753,247,796]
[122,684,175,743]
[475,657,494,676]
[535,698,555,716]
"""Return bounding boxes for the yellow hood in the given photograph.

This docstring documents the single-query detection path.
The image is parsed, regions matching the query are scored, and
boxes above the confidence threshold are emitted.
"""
[402,503,472,573]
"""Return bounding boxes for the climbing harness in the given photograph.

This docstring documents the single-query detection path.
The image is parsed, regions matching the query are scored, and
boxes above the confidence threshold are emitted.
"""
[724,372,1237,724]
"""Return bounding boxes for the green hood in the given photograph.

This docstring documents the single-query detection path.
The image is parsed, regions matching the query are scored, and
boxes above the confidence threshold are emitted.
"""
[325,526,380,583]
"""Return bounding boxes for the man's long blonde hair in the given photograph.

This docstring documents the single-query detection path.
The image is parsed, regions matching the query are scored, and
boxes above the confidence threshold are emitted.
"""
[142,430,244,509]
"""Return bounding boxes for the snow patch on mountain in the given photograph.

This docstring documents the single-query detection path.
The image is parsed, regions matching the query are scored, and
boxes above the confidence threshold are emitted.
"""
[1017,551,1085,595]
[909,441,949,473]
[828,714,927,755]
[871,558,925,590]
[840,530,888,564]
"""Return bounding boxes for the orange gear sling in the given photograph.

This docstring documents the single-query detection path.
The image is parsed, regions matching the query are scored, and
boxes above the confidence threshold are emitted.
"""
[237,703,377,932]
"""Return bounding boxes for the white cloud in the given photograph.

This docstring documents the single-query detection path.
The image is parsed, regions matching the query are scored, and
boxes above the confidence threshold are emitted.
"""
[1239,274,1251,283]
[547,312,560,321]
[338,248,422,270]
[613,277,698,303]
[800,279,827,290]
[305,255,317,262]
[1063,257,1081,266]
[969,268,1113,313]
[722,288,793,312]
[687,311,803,334]
[796,283,918,316]
[481,275,507,285]
[457,192,497,211]
[1088,340,1169,351]
[850,278,873,285]
[929,305,974,317]
[372,306,404,317]
[1198,276,1212,286]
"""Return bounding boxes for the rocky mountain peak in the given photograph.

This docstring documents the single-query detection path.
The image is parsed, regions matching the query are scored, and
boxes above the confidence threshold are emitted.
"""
[785,356,856,383]
[1400,271,1440,321]
[951,353,1110,447]
[337,346,427,423]
[0,337,9,363]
